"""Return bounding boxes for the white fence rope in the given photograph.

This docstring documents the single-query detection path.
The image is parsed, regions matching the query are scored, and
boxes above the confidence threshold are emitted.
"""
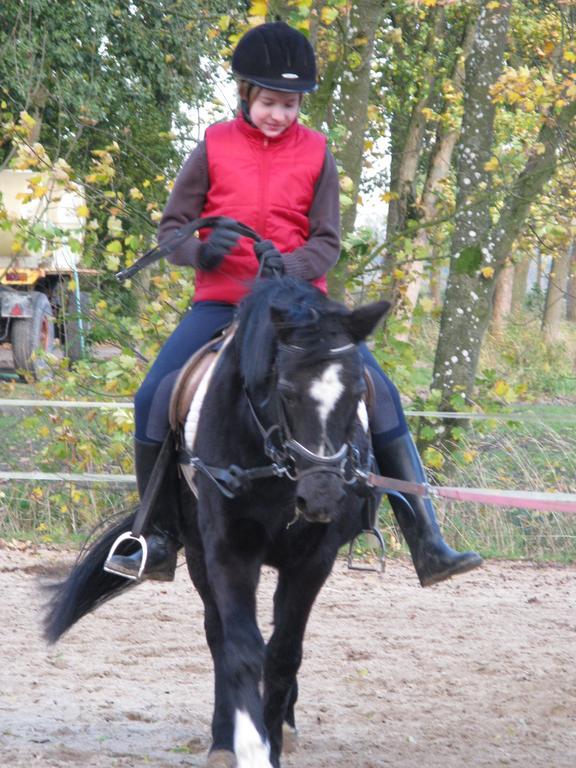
[2,399,576,423]
[1,400,575,513]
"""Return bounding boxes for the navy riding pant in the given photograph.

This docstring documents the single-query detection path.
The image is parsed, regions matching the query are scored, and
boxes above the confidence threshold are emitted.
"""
[135,301,236,442]
[135,301,408,445]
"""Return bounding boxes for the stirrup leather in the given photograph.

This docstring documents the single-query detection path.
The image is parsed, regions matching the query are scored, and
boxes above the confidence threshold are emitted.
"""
[103,532,148,581]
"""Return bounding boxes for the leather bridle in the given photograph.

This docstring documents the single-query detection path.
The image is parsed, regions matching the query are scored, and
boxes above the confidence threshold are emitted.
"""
[180,339,374,499]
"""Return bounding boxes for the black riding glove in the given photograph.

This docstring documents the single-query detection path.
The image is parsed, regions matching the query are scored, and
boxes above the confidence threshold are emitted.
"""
[197,226,241,272]
[254,240,286,278]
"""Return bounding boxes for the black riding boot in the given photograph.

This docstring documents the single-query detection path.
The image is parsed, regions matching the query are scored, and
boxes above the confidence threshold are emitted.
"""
[104,439,179,582]
[374,432,483,587]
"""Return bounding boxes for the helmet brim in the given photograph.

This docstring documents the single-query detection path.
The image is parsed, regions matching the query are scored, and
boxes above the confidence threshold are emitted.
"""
[235,73,317,94]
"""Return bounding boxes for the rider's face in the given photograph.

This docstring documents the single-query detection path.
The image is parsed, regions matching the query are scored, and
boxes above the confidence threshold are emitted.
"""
[249,89,301,138]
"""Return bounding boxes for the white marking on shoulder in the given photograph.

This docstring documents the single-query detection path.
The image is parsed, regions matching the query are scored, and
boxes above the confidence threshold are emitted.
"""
[234,710,272,768]
[183,333,235,452]
[357,399,369,433]
[309,363,344,438]
[183,354,219,452]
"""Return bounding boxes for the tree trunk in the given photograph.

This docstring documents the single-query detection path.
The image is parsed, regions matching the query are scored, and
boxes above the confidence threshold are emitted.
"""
[567,239,576,322]
[325,0,384,299]
[490,260,514,334]
[542,240,574,341]
[336,0,384,237]
[433,0,576,407]
[432,0,512,405]
[511,255,531,314]
[398,18,476,329]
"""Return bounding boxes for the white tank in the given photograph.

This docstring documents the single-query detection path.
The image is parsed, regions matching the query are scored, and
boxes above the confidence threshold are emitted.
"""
[0,169,86,273]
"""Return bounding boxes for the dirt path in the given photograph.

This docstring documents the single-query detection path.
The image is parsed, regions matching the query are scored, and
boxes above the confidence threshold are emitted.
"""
[1,545,575,767]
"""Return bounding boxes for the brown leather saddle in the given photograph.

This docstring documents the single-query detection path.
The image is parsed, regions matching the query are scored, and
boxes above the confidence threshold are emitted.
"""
[168,323,237,433]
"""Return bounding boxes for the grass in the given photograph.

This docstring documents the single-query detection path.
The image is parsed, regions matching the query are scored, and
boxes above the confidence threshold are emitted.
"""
[1,317,575,563]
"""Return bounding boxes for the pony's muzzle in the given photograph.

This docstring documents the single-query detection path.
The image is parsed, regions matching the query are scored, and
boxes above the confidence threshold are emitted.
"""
[296,472,345,524]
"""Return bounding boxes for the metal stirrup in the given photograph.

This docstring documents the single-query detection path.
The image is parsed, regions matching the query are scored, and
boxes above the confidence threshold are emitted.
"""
[347,527,386,575]
[103,533,148,581]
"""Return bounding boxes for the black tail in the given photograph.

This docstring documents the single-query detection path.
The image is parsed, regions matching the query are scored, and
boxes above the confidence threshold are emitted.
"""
[44,512,138,644]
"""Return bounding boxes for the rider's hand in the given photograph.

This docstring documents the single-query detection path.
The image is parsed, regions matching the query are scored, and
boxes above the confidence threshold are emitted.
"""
[197,226,241,271]
[254,240,285,278]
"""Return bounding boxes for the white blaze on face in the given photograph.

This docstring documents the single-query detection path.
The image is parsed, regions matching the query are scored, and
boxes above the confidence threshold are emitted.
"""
[309,362,344,451]
[234,710,272,768]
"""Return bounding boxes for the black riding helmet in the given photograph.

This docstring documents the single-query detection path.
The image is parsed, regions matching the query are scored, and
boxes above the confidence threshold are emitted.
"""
[232,21,317,94]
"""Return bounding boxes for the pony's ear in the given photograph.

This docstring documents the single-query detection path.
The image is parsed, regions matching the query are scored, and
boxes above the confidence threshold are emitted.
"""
[343,300,390,342]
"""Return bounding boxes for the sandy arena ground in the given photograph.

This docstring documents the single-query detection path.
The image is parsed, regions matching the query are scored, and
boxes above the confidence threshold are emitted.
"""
[1,544,575,767]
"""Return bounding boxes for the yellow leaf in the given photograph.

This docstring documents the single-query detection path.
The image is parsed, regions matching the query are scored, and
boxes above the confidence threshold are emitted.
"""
[164,54,175,64]
[523,98,535,112]
[32,185,49,199]
[249,1,267,16]
[20,110,36,129]
[76,205,89,218]
[486,1,500,8]
[481,266,495,279]
[420,297,434,313]
[321,7,339,24]
[424,447,444,470]
[493,380,509,397]
[339,175,354,193]
[484,157,499,172]
[420,106,439,121]
[380,191,399,202]
[218,14,231,31]
[463,450,477,464]
[129,187,144,200]
[563,50,576,63]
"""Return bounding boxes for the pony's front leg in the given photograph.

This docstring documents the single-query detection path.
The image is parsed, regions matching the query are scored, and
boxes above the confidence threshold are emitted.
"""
[204,536,273,768]
[264,564,332,764]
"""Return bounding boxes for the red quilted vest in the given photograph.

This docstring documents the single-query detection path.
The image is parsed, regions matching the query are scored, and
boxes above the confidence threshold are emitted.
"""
[194,116,328,304]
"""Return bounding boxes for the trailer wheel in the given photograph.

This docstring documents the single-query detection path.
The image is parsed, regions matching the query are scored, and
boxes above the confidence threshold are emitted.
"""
[62,290,91,362]
[12,292,56,379]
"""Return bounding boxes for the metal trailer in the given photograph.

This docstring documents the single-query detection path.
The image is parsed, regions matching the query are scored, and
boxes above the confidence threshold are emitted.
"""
[0,169,92,378]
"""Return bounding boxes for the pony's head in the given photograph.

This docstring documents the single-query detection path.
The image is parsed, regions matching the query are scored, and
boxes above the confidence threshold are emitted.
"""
[236,278,389,524]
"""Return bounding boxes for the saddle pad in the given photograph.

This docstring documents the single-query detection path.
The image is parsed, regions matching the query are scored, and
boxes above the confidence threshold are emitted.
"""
[168,323,236,434]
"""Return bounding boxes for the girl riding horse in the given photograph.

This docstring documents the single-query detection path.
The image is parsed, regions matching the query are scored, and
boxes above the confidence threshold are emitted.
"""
[104,21,482,588]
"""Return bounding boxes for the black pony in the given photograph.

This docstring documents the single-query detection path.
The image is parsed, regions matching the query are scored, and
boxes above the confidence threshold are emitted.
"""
[45,277,389,768]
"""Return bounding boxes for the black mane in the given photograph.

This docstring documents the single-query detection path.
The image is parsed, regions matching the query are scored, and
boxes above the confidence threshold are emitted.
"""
[235,277,347,393]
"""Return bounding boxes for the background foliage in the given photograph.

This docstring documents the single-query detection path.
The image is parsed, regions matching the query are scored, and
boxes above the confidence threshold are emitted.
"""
[0,0,575,560]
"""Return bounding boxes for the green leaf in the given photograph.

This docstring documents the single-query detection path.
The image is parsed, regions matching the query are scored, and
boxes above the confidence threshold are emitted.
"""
[105,239,123,254]
[454,245,482,275]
